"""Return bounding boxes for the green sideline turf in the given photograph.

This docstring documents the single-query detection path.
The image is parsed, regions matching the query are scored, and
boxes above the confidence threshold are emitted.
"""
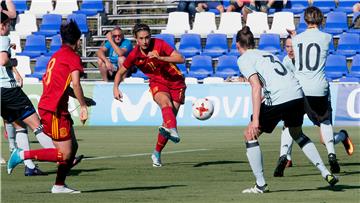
[1,126,359,203]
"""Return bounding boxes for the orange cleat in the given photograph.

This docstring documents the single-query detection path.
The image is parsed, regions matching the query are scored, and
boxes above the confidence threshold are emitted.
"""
[340,130,354,156]
[286,160,293,168]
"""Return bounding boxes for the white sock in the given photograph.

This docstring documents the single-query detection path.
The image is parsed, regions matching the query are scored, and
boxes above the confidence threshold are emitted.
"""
[15,129,35,169]
[246,140,266,187]
[320,121,335,155]
[34,125,55,148]
[280,128,293,159]
[295,134,330,178]
[287,143,293,161]
[334,131,346,145]
[5,123,17,151]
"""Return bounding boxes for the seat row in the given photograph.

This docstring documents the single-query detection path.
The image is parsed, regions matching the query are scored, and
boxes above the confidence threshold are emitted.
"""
[13,0,104,17]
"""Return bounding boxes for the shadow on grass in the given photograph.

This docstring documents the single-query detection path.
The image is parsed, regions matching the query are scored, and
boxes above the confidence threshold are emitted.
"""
[82,184,186,193]
[272,184,360,193]
[193,160,246,167]
[46,167,115,176]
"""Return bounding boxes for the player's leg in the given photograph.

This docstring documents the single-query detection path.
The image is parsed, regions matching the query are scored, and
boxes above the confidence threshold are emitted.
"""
[97,58,109,82]
[274,127,293,177]
[4,121,16,152]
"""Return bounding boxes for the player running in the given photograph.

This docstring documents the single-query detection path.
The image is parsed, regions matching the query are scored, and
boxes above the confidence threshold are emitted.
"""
[236,26,338,194]
[113,23,186,167]
[7,20,91,193]
[273,6,354,177]
[274,34,354,177]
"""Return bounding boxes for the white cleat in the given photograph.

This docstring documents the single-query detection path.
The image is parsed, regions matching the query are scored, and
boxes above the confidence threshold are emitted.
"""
[159,126,180,143]
[51,185,81,194]
[242,184,269,194]
[151,153,162,167]
[0,157,6,164]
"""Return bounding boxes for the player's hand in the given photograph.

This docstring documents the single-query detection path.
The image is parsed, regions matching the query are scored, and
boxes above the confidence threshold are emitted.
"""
[247,120,260,140]
[113,88,123,102]
[286,29,296,37]
[84,97,96,107]
[147,51,160,59]
[80,106,88,125]
[10,43,16,50]
[105,61,114,72]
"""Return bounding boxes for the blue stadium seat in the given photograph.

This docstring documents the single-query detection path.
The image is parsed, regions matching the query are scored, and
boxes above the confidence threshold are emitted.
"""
[178,34,202,58]
[188,55,213,79]
[67,13,89,33]
[334,0,355,14]
[258,33,282,54]
[34,14,62,37]
[202,33,228,58]
[19,34,47,58]
[324,54,348,79]
[296,12,307,33]
[323,11,348,35]
[329,37,335,54]
[339,76,360,82]
[335,33,360,57]
[154,34,175,49]
[75,0,104,16]
[45,34,62,57]
[131,69,149,79]
[214,55,239,79]
[282,0,308,14]
[27,56,51,80]
[348,12,360,34]
[312,0,336,14]
[348,54,360,78]
[176,63,188,75]
[13,0,28,14]
[277,52,287,62]
[228,34,240,57]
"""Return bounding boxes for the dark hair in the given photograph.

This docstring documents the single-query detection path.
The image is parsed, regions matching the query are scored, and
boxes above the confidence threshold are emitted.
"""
[1,12,9,24]
[60,20,81,45]
[304,6,323,26]
[133,23,150,37]
[236,26,255,49]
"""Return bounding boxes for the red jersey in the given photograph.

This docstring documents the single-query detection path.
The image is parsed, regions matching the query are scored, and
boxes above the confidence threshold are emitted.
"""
[123,38,185,89]
[38,45,84,114]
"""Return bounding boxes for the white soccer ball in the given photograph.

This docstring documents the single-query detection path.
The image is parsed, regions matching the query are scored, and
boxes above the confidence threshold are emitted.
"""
[192,98,214,121]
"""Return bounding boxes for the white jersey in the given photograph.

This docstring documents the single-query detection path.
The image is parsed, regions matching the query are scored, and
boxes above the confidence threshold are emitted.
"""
[238,49,303,106]
[0,36,17,88]
[282,55,296,73]
[292,28,331,96]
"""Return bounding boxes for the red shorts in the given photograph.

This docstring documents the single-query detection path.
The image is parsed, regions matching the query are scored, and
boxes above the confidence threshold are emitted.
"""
[149,82,186,104]
[39,108,73,141]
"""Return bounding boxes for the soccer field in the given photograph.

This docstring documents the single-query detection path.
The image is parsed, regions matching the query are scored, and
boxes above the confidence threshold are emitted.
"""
[1,126,360,203]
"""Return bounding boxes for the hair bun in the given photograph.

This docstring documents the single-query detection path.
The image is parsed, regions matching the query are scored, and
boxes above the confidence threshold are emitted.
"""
[241,26,251,34]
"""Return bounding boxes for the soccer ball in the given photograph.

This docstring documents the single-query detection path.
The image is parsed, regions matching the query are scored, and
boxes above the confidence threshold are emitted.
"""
[192,98,214,120]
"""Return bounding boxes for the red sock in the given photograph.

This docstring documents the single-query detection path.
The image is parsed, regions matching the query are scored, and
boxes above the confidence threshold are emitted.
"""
[24,148,63,162]
[161,107,177,129]
[155,132,168,152]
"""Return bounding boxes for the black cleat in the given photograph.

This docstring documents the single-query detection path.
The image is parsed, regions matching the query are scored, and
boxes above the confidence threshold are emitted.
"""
[71,155,84,169]
[325,174,339,187]
[274,155,288,177]
[24,165,48,176]
[328,153,340,173]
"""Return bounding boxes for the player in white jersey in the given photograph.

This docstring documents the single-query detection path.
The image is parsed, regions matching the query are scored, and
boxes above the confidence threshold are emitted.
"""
[274,35,355,177]
[273,7,354,177]
[236,26,338,194]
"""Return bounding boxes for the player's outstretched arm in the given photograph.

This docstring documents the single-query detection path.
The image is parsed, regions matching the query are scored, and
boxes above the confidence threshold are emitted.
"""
[113,65,128,102]
[71,70,88,124]
[68,87,96,107]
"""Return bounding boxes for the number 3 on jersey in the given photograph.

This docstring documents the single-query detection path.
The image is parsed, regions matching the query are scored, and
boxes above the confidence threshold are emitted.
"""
[262,55,288,76]
[44,58,56,86]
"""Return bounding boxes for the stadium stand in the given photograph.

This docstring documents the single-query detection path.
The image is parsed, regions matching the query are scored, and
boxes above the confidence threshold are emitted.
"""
[161,11,190,36]
[75,0,104,16]
[189,12,217,36]
[13,12,37,38]
[335,32,360,57]
[215,12,242,36]
[258,33,282,55]
[27,56,51,80]
[51,0,79,17]
[27,0,54,18]
[34,14,62,37]
[214,55,239,79]
[268,12,295,37]
[323,11,348,35]
[311,0,336,14]
[178,33,202,58]
[19,34,47,59]
[154,34,176,49]
[246,12,269,37]
[45,34,62,57]
[324,54,348,80]
[349,54,360,78]
[188,55,213,80]
[202,33,228,58]
[13,0,27,14]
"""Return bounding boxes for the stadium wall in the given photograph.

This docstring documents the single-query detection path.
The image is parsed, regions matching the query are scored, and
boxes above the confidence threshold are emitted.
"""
[18,83,360,127]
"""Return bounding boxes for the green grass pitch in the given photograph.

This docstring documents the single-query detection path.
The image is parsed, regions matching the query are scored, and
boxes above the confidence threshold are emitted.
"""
[1,126,360,203]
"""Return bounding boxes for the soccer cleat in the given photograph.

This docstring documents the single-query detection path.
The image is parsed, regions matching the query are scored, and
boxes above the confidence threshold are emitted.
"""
[273,155,288,177]
[7,148,24,174]
[286,160,293,168]
[25,165,48,176]
[71,154,84,169]
[159,126,180,143]
[328,153,340,173]
[242,183,269,194]
[51,185,81,194]
[340,130,354,156]
[325,174,339,187]
[151,152,162,167]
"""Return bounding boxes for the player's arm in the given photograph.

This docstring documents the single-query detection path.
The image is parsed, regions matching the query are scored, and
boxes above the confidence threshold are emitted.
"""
[148,50,185,64]
[0,52,9,66]
[68,87,96,106]
[248,73,262,139]
[113,65,128,101]
[106,32,127,57]
[12,66,23,88]
[1,0,17,19]
[71,70,88,124]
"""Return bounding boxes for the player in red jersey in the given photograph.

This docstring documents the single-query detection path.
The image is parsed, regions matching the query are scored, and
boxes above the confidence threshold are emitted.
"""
[113,23,186,167]
[7,20,89,193]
